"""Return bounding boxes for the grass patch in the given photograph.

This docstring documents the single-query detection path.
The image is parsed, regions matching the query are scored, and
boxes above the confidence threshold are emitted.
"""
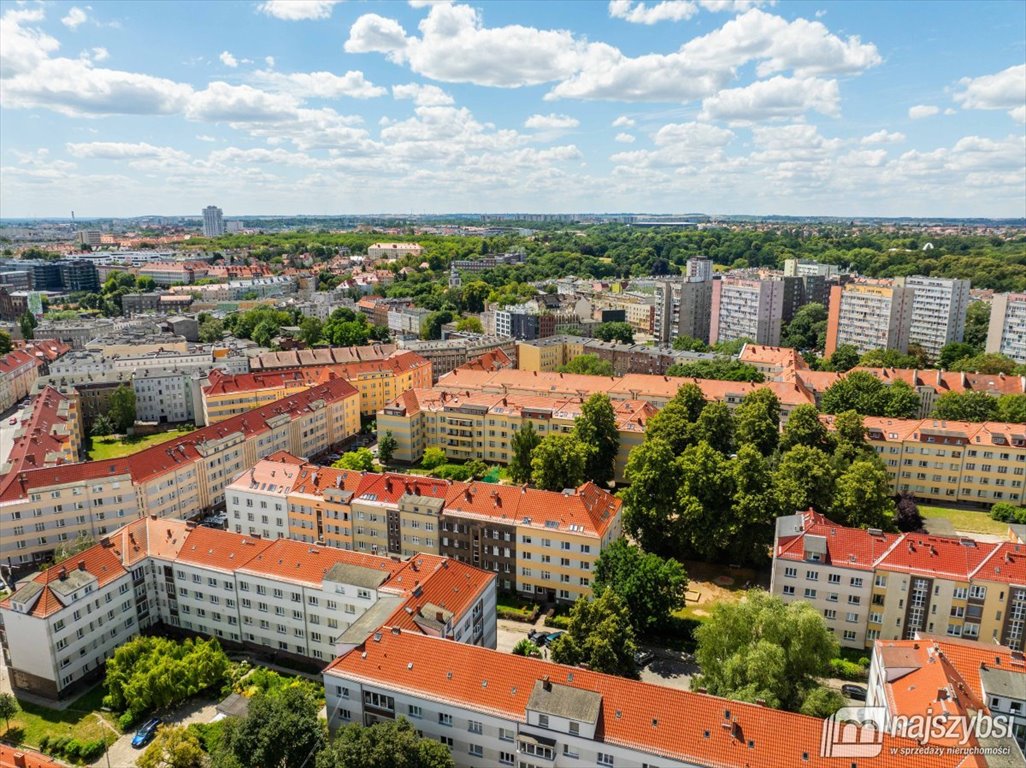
[496,593,539,622]
[2,684,119,752]
[88,426,196,461]
[919,504,1011,536]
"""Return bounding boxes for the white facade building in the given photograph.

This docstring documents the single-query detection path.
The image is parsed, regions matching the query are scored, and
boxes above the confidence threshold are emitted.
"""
[903,275,971,359]
[202,206,225,238]
[987,293,1026,364]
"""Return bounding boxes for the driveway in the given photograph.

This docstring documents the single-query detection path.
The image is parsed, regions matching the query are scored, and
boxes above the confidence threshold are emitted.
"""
[91,698,219,768]
[638,646,698,692]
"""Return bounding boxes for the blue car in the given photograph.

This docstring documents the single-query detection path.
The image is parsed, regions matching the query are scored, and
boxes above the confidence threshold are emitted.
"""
[131,718,161,748]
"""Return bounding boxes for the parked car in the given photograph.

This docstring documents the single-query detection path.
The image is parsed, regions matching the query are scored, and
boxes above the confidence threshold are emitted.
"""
[634,650,655,667]
[131,718,162,748]
[842,684,867,701]
[539,631,564,647]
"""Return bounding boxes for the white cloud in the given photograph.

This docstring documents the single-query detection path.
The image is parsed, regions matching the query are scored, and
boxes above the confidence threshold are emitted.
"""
[186,82,300,122]
[908,104,939,119]
[62,7,87,29]
[954,64,1026,122]
[220,51,239,68]
[257,1,342,21]
[699,0,773,10]
[612,115,635,127]
[344,14,410,56]
[196,135,217,142]
[1,8,61,78]
[861,129,905,145]
[614,132,636,143]
[392,82,454,106]
[265,55,275,68]
[252,70,386,99]
[66,141,190,162]
[525,113,580,130]
[608,1,697,25]
[699,76,839,121]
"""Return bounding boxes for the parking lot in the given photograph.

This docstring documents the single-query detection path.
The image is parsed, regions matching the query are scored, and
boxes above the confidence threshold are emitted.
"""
[89,698,219,768]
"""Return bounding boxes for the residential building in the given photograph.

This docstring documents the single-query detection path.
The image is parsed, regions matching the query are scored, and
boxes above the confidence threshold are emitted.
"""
[57,261,99,293]
[367,243,423,260]
[738,344,809,379]
[249,344,399,371]
[772,510,1026,651]
[133,367,200,424]
[0,744,64,768]
[0,516,495,700]
[783,258,840,278]
[685,257,713,282]
[517,335,718,377]
[120,292,163,315]
[825,280,915,356]
[77,230,102,247]
[202,205,224,238]
[903,276,971,358]
[33,318,116,349]
[450,252,526,273]
[398,336,515,381]
[0,286,28,321]
[709,276,787,347]
[653,278,713,345]
[987,293,1026,364]
[0,348,41,412]
[1,386,82,475]
[494,305,555,341]
[0,378,361,567]
[168,276,298,302]
[139,262,209,287]
[387,306,431,338]
[324,628,965,768]
[867,636,1025,755]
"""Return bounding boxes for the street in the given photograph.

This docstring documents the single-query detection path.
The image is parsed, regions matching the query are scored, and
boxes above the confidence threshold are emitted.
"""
[90,697,220,768]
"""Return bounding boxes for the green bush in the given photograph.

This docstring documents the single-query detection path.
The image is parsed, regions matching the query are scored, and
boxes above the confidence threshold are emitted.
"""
[828,658,868,681]
[187,720,226,753]
[62,739,82,761]
[431,463,473,481]
[496,606,534,622]
[78,739,106,762]
[544,614,572,630]
[38,735,50,752]
[990,502,1026,524]
[117,711,136,730]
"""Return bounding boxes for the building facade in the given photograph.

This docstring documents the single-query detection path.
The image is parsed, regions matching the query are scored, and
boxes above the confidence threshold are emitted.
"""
[709,277,786,347]
[987,293,1026,364]
[903,276,971,359]
[202,206,225,238]
[825,281,915,357]
[654,278,713,345]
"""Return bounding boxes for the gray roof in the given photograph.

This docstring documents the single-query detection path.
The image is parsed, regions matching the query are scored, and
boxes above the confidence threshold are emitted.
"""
[526,680,602,724]
[11,580,43,605]
[337,595,404,645]
[48,568,97,599]
[980,666,1026,701]
[324,562,391,589]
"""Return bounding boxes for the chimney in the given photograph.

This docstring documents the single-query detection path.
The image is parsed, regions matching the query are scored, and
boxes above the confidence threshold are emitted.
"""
[78,560,86,571]
[58,567,67,581]
[13,752,27,768]
[542,675,551,691]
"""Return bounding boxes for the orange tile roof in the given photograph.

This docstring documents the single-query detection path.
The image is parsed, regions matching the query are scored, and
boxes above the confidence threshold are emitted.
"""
[0,745,64,768]
[0,348,39,376]
[739,344,809,371]
[457,347,514,373]
[877,533,998,579]
[384,554,493,633]
[108,516,191,566]
[775,510,902,570]
[249,344,399,370]
[174,526,276,572]
[202,367,334,396]
[971,541,1026,584]
[3,386,76,473]
[326,629,965,768]
[237,537,406,588]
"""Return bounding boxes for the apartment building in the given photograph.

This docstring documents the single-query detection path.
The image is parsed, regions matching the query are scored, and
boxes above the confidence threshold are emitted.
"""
[398,336,516,381]
[226,454,622,604]
[709,276,787,347]
[202,352,429,419]
[202,205,224,237]
[825,280,915,356]
[653,278,713,345]
[0,348,40,412]
[517,335,717,377]
[138,262,209,286]
[249,344,399,371]
[868,636,1025,754]
[902,276,971,359]
[1,387,82,475]
[324,628,965,768]
[378,388,653,483]
[772,511,1025,651]
[988,293,1026,364]
[783,258,841,278]
[738,344,809,379]
[0,378,361,567]
[367,243,423,260]
[133,367,201,425]
[387,306,431,338]
[0,517,495,700]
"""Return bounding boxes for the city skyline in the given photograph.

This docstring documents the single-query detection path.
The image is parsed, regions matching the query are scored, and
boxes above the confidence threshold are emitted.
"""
[1,1,1024,218]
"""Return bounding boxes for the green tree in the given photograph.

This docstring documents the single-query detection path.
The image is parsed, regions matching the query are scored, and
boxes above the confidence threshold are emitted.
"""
[826,344,859,372]
[572,393,619,486]
[316,719,453,768]
[550,590,639,679]
[710,337,752,356]
[780,303,827,351]
[198,316,225,343]
[821,371,917,416]
[938,341,976,369]
[557,354,615,376]
[963,301,991,351]
[694,590,838,712]
[831,460,896,529]
[773,445,836,515]
[885,379,922,418]
[950,352,1019,375]
[799,686,848,718]
[691,401,735,456]
[995,394,1026,423]
[213,686,324,768]
[644,383,705,455]
[509,422,540,484]
[252,319,278,347]
[454,316,484,334]
[676,441,735,561]
[139,725,206,768]
[622,438,684,557]
[299,317,324,346]
[377,431,397,465]
[420,446,447,470]
[858,348,921,369]
[734,388,781,456]
[728,444,778,565]
[0,329,11,354]
[531,433,587,491]
[932,391,999,421]
[420,310,453,340]
[666,358,764,382]
[512,638,542,657]
[780,403,832,451]
[108,384,136,433]
[593,539,688,635]
[461,281,490,314]
[0,692,18,733]
[19,310,36,340]
[90,413,115,437]
[671,335,710,352]
[594,321,634,344]
[333,448,375,471]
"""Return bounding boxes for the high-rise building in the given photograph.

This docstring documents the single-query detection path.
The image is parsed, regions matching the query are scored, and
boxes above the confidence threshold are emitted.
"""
[77,230,102,247]
[653,278,713,344]
[57,260,99,293]
[783,258,840,278]
[709,276,787,346]
[684,257,713,282]
[987,293,1026,364]
[202,205,224,237]
[903,275,971,359]
[824,281,915,357]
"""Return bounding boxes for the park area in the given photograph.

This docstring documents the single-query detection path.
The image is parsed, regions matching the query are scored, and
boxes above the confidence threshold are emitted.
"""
[919,504,1012,536]
[88,425,196,461]
[0,683,117,763]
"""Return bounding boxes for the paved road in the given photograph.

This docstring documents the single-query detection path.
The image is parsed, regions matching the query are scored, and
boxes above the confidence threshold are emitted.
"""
[91,698,219,768]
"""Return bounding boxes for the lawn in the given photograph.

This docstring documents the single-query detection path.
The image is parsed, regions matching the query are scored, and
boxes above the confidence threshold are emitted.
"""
[2,684,119,751]
[88,426,196,461]
[919,504,1010,536]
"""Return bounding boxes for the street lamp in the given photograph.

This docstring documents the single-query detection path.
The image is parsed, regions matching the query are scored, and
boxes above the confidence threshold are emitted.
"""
[92,712,117,768]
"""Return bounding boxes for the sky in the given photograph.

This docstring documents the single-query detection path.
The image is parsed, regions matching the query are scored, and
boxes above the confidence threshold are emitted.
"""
[0,0,1024,219]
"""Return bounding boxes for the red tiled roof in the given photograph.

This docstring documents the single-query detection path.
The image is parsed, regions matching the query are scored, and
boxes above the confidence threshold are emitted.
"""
[174,526,275,572]
[457,348,514,373]
[2,386,76,473]
[0,744,64,768]
[775,510,902,570]
[249,344,399,370]
[877,533,998,579]
[970,541,1026,584]
[355,473,450,505]
[326,630,965,768]
[0,348,39,376]
[202,367,334,396]
[384,554,493,633]
[237,537,406,587]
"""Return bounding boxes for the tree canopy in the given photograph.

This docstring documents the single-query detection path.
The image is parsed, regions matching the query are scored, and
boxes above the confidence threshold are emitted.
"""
[213,686,324,768]
[316,719,454,768]
[550,590,639,679]
[572,393,620,486]
[593,539,688,635]
[557,353,614,376]
[531,433,587,491]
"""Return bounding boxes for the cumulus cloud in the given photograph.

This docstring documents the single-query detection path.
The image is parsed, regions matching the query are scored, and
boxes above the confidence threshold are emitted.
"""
[66,141,190,161]
[699,76,839,121]
[265,55,276,68]
[614,132,636,143]
[908,104,939,119]
[612,115,635,127]
[861,129,905,145]
[344,14,410,56]
[186,82,300,122]
[257,1,342,21]
[220,51,239,68]
[954,64,1026,122]
[61,7,87,29]
[1,8,61,78]
[608,1,697,24]
[392,82,454,106]
[252,70,386,99]
[525,113,580,130]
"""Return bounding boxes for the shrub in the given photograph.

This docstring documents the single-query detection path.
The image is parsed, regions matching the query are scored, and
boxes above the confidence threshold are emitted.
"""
[50,736,70,756]
[544,614,572,630]
[38,735,50,752]
[828,658,868,681]
[78,739,106,762]
[496,606,533,622]
[431,463,473,481]
[512,639,541,657]
[990,502,1026,524]
[117,711,136,731]
[62,739,82,761]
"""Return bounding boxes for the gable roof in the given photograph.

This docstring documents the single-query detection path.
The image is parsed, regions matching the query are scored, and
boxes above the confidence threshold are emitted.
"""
[775,510,902,571]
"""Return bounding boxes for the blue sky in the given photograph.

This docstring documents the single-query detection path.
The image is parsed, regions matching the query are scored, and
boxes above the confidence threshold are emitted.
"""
[1,0,1024,218]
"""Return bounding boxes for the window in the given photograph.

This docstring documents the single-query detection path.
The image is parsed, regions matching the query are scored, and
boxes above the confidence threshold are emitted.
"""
[438,713,453,727]
[783,585,795,596]
[538,714,549,728]
[499,752,514,765]
[598,753,615,767]
[439,736,453,748]
[828,573,841,584]
[468,744,483,757]
[498,728,514,742]
[468,720,483,734]
[843,630,857,642]
[408,705,422,719]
